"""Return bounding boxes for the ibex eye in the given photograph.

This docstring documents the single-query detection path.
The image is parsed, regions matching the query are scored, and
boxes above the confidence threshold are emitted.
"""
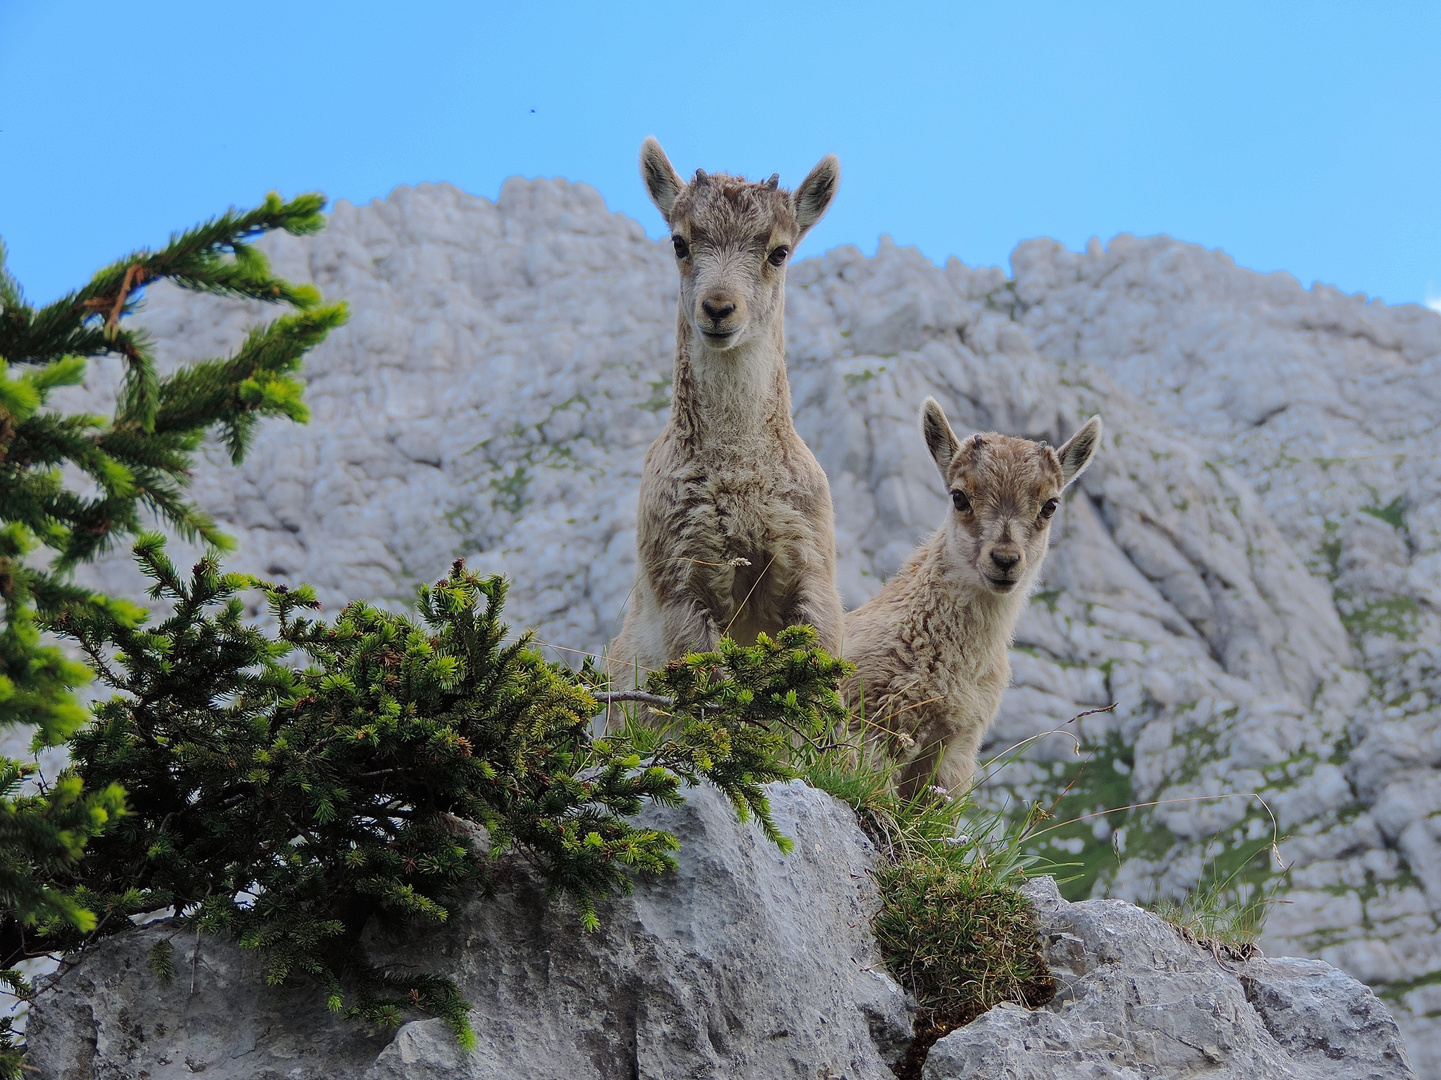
[767,246,789,266]
[951,490,971,513]
[672,236,689,259]
[1040,498,1059,520]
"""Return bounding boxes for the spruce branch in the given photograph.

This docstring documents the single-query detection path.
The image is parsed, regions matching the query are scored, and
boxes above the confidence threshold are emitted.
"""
[0,192,340,1053]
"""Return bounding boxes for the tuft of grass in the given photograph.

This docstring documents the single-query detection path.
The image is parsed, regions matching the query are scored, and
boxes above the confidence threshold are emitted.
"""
[801,749,1058,1077]
[637,375,672,413]
[802,702,1286,1076]
[874,851,1056,1077]
[1340,595,1421,640]
[1147,858,1278,956]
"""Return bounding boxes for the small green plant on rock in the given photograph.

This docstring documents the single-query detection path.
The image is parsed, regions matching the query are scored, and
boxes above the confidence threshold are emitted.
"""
[1148,858,1276,956]
[804,752,1058,1079]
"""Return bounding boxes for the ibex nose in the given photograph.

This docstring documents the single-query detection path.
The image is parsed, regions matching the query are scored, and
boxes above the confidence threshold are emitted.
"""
[990,550,1020,572]
[701,297,736,322]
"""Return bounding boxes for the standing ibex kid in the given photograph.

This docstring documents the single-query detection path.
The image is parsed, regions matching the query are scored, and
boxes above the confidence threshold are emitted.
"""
[608,139,845,687]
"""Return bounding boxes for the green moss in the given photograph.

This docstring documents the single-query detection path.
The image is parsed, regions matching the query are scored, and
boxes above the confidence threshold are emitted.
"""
[489,462,531,514]
[983,283,1025,320]
[1169,721,1222,785]
[637,375,672,413]
[1012,645,1090,671]
[1360,495,1407,531]
[843,367,880,389]
[1376,967,1441,1006]
[1261,750,1322,788]
[1340,596,1421,641]
[1031,588,1062,613]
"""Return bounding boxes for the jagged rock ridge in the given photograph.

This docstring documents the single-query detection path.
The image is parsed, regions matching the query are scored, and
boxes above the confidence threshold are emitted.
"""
[27,785,1414,1079]
[56,178,1441,1072]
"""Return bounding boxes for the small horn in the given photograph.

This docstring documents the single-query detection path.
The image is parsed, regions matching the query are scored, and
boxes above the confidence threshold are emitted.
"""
[693,168,708,186]
[764,173,780,189]
[972,434,986,449]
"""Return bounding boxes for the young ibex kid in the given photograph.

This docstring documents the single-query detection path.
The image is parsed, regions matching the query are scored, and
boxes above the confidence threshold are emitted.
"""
[608,139,845,687]
[843,398,1102,798]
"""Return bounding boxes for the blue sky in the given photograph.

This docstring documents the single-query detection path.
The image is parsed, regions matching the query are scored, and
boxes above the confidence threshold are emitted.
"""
[2,2,1438,309]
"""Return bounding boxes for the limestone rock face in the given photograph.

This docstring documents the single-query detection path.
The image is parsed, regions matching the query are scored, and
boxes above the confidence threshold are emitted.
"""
[25,781,914,1080]
[924,878,1416,1080]
[29,859,1416,1080]
[50,180,1441,1069]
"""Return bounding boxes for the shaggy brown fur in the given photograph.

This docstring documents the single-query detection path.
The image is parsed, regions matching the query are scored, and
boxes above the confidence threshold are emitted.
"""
[608,139,844,690]
[843,398,1102,798]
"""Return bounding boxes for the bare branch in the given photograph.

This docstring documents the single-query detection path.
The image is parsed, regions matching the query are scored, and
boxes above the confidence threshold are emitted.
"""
[591,691,676,710]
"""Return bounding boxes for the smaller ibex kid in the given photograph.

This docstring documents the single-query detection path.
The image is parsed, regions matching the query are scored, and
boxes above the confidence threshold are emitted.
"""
[843,398,1102,799]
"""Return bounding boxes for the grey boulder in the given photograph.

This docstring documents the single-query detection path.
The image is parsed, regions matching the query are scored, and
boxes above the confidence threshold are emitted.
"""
[924,877,1415,1080]
[24,789,1420,1080]
[26,780,913,1080]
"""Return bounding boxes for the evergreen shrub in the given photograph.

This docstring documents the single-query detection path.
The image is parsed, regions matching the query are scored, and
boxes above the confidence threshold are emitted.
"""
[0,193,345,1072]
[0,191,857,1063]
[50,549,850,1043]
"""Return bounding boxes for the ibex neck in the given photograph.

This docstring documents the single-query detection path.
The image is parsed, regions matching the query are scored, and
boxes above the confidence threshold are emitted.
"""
[670,313,791,449]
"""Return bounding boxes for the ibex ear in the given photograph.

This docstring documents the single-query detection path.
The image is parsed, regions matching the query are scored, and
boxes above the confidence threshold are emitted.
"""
[920,397,960,481]
[640,137,685,221]
[1057,416,1103,487]
[792,154,840,238]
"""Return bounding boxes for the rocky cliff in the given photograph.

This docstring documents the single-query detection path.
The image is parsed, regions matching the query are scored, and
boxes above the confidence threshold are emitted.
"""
[54,178,1441,1071]
[27,783,1414,1079]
